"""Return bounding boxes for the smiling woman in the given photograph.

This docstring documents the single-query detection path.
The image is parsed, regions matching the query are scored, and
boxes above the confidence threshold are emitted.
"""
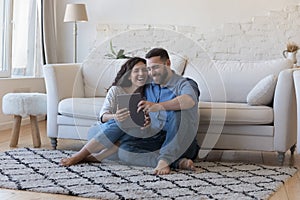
[0,0,42,78]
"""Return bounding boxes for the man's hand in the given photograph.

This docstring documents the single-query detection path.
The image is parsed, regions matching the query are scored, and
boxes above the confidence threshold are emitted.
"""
[138,95,195,114]
[138,100,163,114]
[141,112,151,130]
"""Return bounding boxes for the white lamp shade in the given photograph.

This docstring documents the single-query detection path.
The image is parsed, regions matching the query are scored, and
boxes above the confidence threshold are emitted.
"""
[64,3,88,22]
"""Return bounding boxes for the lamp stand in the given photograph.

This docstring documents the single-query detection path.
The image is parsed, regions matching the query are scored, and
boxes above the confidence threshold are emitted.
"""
[73,22,78,63]
[64,3,88,63]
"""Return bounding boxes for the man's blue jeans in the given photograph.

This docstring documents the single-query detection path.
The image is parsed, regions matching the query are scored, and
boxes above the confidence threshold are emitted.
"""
[118,109,199,169]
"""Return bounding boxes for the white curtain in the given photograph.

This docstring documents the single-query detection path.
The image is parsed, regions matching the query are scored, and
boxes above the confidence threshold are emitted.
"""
[27,0,42,76]
[12,0,41,76]
[12,0,48,77]
[0,0,56,77]
[42,0,57,64]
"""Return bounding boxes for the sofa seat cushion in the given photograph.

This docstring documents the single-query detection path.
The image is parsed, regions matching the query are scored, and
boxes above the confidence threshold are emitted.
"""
[199,102,273,125]
[57,115,96,126]
[198,125,273,137]
[58,98,105,120]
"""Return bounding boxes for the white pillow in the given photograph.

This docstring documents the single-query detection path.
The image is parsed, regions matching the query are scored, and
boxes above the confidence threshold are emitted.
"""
[247,74,277,106]
[169,54,187,75]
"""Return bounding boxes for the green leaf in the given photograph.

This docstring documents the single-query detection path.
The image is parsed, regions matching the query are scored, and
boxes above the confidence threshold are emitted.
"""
[116,49,125,58]
[107,40,131,59]
[109,40,116,56]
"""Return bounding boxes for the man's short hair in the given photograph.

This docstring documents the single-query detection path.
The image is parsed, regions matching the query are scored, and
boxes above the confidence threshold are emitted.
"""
[145,48,169,62]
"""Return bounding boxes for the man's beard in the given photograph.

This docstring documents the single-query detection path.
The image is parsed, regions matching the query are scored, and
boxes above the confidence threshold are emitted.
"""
[153,66,168,85]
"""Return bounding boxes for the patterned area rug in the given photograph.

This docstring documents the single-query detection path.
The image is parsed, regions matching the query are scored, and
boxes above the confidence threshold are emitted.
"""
[0,148,297,199]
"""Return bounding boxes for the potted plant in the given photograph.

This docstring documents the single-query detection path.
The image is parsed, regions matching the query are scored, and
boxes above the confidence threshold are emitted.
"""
[105,40,131,59]
[283,42,299,65]
[286,42,299,53]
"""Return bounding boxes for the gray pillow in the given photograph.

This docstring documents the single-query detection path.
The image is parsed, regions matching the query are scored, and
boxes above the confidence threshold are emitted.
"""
[247,74,277,106]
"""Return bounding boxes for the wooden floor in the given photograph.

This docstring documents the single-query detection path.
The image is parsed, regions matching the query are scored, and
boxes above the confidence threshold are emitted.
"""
[0,120,299,200]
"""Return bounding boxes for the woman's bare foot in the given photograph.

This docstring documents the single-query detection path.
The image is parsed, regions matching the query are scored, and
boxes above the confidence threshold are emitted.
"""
[178,158,195,171]
[83,155,100,163]
[60,145,119,166]
[61,152,105,166]
[154,160,171,175]
[85,145,119,163]
[60,155,83,166]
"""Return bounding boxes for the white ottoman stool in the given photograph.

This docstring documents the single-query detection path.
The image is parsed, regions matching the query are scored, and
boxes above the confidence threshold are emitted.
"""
[2,93,47,147]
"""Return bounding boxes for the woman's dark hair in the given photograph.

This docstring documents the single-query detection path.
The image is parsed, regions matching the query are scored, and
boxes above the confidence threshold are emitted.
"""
[145,48,169,62]
[107,57,146,91]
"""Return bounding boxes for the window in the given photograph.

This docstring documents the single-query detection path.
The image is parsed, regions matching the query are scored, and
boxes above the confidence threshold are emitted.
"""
[0,0,42,78]
[0,0,12,77]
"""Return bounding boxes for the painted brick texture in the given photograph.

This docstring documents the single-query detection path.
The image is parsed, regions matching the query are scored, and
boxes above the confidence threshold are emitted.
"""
[93,4,300,62]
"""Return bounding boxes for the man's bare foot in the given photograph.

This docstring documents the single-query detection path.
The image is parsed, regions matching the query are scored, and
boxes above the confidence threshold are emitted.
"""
[178,158,195,171]
[154,160,171,175]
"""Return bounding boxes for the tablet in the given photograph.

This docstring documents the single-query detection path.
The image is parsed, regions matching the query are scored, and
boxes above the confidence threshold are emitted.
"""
[117,93,145,128]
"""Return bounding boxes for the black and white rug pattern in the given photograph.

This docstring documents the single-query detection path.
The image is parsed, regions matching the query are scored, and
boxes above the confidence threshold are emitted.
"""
[0,148,297,200]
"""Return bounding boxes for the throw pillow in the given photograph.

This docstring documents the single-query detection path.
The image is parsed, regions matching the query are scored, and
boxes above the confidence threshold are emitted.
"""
[169,54,187,75]
[247,74,277,106]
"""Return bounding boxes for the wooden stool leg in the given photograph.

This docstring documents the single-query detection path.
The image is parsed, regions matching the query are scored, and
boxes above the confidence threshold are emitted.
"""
[30,115,41,148]
[10,115,22,147]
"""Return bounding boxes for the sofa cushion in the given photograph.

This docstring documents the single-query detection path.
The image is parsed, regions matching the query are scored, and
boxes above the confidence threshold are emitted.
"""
[57,115,95,127]
[198,125,273,137]
[82,59,128,97]
[58,98,273,125]
[58,98,105,120]
[247,74,277,106]
[199,102,273,125]
[183,59,293,102]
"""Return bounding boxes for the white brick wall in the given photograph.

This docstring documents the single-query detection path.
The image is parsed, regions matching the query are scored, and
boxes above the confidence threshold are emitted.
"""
[93,4,300,63]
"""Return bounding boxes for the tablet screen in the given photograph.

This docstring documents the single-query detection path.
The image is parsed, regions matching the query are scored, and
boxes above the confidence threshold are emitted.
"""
[117,93,145,128]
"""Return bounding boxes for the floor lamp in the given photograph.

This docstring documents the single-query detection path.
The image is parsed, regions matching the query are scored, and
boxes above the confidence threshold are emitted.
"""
[64,3,88,63]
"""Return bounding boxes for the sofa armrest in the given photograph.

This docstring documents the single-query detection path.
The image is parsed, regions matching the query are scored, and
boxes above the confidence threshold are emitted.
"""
[293,70,300,153]
[44,63,85,100]
[273,68,297,152]
[43,63,85,138]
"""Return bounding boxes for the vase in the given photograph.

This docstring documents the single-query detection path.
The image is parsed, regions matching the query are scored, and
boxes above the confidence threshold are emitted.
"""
[282,50,297,65]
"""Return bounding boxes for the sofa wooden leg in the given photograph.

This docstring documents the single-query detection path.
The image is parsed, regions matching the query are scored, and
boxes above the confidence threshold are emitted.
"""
[290,144,296,155]
[50,138,57,150]
[277,152,285,165]
[10,115,22,147]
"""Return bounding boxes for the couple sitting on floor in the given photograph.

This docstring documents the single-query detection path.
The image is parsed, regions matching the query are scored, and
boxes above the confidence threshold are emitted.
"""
[61,48,200,175]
